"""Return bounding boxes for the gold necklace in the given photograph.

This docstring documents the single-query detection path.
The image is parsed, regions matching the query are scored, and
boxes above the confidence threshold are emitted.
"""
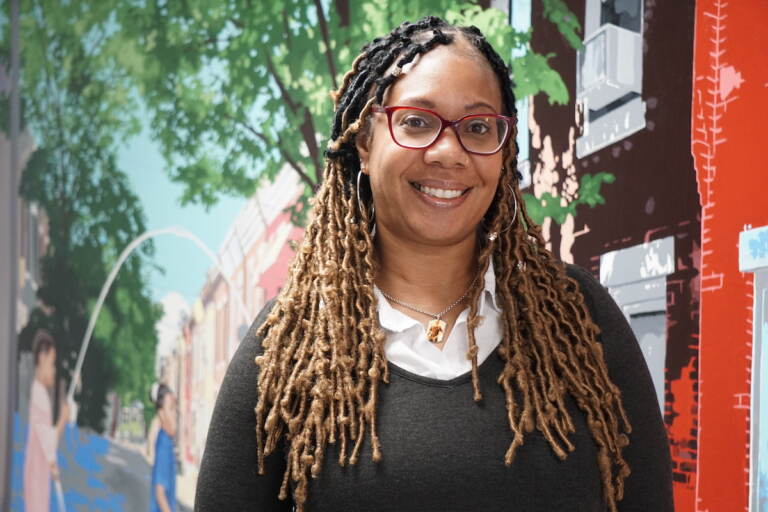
[379,275,479,344]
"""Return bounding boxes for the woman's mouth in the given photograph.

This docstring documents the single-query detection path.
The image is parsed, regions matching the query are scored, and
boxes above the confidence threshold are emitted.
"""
[410,182,470,200]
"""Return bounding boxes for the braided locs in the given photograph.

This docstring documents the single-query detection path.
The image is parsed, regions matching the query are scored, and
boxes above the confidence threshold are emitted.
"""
[254,16,631,512]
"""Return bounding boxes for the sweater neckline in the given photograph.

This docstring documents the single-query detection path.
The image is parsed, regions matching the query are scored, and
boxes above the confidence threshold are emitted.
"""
[386,349,502,387]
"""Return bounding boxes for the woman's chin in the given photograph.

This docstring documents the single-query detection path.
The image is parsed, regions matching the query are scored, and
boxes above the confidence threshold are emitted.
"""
[400,223,479,248]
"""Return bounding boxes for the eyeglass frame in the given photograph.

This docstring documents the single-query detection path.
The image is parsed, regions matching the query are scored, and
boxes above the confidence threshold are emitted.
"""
[370,105,516,156]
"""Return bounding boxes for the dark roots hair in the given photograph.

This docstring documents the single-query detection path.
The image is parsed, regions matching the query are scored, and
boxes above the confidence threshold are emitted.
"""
[31,328,56,366]
[254,15,631,512]
[151,382,173,410]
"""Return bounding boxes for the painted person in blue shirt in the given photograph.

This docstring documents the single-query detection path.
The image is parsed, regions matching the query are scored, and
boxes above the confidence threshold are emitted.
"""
[150,383,177,512]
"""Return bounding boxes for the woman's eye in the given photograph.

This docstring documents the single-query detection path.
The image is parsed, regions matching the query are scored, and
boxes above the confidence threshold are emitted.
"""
[401,115,430,128]
[466,120,491,135]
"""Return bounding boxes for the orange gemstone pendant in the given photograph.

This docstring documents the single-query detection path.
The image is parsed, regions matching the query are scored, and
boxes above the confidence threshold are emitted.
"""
[426,318,447,343]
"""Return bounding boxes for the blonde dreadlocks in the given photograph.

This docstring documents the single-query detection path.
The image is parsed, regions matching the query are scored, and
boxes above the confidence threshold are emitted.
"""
[254,16,632,512]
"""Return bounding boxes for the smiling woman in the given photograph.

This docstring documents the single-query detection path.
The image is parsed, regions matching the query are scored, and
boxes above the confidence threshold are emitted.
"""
[194,16,674,512]
[358,40,507,258]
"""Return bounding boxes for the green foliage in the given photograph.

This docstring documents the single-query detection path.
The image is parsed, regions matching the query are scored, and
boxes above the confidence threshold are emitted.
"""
[579,171,616,207]
[116,0,578,223]
[4,0,161,433]
[522,172,616,226]
[541,0,584,50]
[511,51,569,105]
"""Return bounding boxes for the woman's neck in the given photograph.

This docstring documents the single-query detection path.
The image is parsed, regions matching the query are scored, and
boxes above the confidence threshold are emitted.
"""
[374,228,478,309]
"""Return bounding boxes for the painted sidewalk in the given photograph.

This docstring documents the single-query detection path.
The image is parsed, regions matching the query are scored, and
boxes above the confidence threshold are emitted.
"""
[10,413,192,512]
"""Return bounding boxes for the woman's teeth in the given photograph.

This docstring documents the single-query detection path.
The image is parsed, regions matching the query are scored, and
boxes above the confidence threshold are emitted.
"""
[414,183,465,199]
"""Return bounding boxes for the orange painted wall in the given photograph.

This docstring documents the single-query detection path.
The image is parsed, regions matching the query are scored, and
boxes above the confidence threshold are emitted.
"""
[691,1,768,511]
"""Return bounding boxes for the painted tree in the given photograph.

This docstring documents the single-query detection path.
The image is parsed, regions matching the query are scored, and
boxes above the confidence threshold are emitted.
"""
[117,0,581,223]
[0,0,162,431]
[524,1,616,264]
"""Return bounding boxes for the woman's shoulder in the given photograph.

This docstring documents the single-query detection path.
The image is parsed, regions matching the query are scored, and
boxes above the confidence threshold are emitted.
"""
[209,298,278,417]
[198,296,278,467]
[196,297,291,510]
[228,298,278,371]
[563,262,625,327]
[561,263,662,432]
[561,262,638,368]
[561,266,674,509]
[247,298,279,345]
[563,262,604,298]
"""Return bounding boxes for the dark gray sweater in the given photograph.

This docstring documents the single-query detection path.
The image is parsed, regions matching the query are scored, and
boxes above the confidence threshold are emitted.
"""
[195,264,674,511]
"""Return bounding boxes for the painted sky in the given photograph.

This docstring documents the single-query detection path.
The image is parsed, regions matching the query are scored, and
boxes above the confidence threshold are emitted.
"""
[117,107,248,306]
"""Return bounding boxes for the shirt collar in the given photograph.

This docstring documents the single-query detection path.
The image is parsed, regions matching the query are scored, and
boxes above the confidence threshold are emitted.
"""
[482,258,501,312]
[375,259,501,333]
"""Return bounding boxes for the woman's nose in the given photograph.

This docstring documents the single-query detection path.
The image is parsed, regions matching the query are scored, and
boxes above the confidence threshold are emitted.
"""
[424,126,469,169]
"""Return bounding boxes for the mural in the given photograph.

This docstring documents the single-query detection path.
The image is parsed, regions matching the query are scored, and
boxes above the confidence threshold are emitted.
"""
[528,3,702,509]
[1,0,766,511]
[691,1,768,511]
[528,1,768,511]
[0,1,581,510]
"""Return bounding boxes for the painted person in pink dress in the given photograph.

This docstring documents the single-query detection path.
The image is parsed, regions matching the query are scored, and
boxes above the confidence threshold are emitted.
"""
[23,329,69,512]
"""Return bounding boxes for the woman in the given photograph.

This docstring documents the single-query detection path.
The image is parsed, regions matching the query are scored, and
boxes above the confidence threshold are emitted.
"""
[150,383,178,512]
[23,329,69,512]
[195,16,673,512]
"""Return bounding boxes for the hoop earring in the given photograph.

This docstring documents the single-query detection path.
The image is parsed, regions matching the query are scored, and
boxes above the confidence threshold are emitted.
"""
[487,184,518,242]
[356,170,376,236]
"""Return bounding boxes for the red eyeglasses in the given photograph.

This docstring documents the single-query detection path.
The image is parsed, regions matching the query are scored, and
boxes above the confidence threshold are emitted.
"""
[372,105,515,156]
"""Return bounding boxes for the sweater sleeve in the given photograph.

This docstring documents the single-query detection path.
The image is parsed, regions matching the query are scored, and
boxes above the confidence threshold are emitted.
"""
[195,300,293,512]
[566,264,675,512]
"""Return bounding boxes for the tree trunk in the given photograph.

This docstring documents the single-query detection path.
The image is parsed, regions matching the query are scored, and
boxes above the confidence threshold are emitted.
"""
[335,0,349,27]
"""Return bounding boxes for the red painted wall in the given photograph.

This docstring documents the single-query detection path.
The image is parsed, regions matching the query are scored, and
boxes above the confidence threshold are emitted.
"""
[691,1,768,511]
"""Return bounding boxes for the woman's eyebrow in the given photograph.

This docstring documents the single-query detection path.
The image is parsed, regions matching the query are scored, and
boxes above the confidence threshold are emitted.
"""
[463,101,497,112]
[398,96,498,113]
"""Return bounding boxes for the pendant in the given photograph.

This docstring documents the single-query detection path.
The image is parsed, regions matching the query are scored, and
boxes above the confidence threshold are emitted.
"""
[426,318,447,344]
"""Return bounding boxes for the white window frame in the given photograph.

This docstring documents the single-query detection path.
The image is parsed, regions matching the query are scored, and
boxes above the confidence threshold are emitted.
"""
[599,236,675,416]
[576,0,646,158]
[741,225,768,512]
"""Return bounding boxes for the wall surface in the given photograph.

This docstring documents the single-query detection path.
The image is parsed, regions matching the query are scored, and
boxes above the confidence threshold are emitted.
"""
[529,1,768,510]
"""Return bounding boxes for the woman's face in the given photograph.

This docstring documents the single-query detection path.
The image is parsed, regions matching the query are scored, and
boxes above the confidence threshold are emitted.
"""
[356,41,504,248]
[37,348,56,389]
[159,392,177,437]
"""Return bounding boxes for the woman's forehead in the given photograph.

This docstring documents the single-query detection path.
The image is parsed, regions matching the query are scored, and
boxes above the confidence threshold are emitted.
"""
[382,44,502,113]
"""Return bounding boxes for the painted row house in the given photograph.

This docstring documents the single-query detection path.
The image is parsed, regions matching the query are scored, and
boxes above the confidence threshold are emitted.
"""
[169,167,305,504]
[526,0,767,510]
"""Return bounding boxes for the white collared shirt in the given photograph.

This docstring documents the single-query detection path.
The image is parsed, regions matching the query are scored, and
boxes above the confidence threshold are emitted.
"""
[374,261,503,380]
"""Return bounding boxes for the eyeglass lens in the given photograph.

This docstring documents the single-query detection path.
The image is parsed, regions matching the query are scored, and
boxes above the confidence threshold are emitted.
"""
[390,108,508,154]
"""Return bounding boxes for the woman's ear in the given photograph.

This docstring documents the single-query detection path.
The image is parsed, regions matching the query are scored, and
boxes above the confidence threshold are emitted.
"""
[356,122,372,175]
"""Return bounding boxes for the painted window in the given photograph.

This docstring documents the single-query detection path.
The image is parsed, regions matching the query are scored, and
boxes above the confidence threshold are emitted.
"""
[599,236,675,416]
[576,0,646,157]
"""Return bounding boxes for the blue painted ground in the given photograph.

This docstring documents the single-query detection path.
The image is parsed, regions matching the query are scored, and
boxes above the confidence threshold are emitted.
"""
[10,412,131,512]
